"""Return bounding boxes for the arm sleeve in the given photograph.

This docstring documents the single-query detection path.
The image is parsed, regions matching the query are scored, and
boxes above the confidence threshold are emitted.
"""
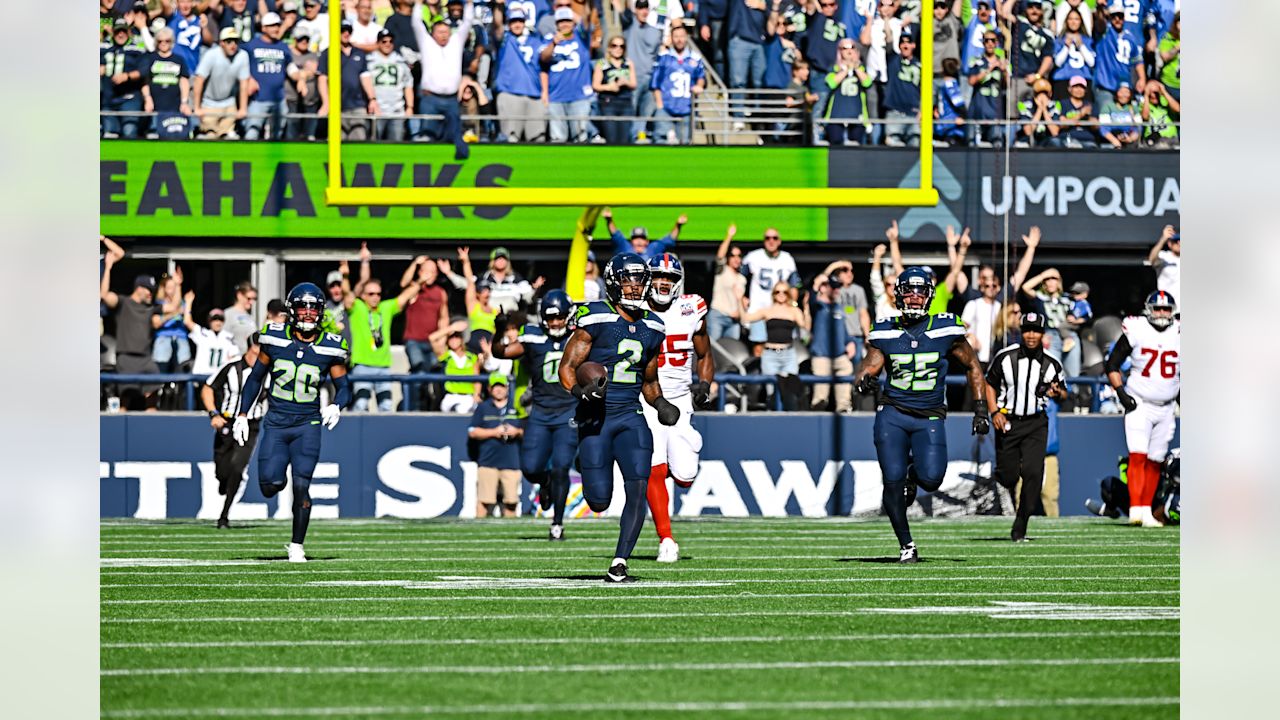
[238,358,269,415]
[331,369,352,408]
[1104,333,1133,375]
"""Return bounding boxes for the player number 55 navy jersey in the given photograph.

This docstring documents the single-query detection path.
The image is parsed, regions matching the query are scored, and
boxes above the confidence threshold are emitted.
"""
[258,323,349,422]
[867,314,967,414]
[575,301,665,417]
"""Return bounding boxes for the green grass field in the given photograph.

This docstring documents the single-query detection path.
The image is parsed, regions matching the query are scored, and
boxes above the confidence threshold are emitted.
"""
[101,517,1179,718]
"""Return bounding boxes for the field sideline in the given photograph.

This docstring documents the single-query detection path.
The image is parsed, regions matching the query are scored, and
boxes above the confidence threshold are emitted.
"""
[101,517,1179,719]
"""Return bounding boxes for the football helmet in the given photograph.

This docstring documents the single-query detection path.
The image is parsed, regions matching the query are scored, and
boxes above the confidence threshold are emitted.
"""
[647,252,685,307]
[286,282,326,334]
[895,267,935,323]
[604,252,651,311]
[1144,290,1176,330]
[539,289,575,338]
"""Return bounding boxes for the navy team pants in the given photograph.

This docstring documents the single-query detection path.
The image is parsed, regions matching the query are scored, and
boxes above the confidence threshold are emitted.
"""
[257,418,321,545]
[874,405,949,547]
[577,410,653,560]
[521,408,580,526]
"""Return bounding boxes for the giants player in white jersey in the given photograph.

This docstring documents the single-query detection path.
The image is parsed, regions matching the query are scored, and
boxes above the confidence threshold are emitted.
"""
[1105,290,1180,528]
[642,253,714,563]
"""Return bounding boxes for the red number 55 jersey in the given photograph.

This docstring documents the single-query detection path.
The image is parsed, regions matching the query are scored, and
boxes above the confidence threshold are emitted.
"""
[1120,315,1181,403]
[654,294,708,399]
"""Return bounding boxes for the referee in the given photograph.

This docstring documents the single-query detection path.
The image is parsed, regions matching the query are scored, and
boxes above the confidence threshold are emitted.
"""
[201,333,268,529]
[984,312,1067,541]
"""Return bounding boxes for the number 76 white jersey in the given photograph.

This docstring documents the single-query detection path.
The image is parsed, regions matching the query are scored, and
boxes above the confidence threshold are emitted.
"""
[1121,316,1180,404]
[654,294,708,399]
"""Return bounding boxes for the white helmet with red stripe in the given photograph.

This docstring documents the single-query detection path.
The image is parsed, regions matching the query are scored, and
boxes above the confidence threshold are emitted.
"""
[647,252,684,307]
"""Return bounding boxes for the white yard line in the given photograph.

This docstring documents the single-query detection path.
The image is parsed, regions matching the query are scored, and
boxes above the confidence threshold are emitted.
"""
[97,574,1178,587]
[101,629,1180,650]
[101,656,1179,677]
[102,605,1179,625]
[99,589,1179,608]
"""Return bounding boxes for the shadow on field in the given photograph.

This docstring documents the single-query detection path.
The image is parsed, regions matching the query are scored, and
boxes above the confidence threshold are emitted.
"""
[967,537,1036,542]
[240,555,342,562]
[547,574,611,581]
[837,557,967,564]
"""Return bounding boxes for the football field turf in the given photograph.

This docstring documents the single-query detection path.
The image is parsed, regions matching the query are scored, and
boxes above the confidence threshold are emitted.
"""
[101,517,1179,718]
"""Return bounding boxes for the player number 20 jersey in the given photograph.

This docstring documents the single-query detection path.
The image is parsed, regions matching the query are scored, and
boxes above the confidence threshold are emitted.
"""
[1120,316,1181,403]
[257,322,349,423]
[653,294,707,398]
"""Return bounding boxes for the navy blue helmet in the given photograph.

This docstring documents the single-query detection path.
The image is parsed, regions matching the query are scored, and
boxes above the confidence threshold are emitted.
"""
[603,252,651,311]
[286,282,326,333]
[647,252,685,306]
[539,289,575,338]
[895,267,935,322]
[1144,290,1176,329]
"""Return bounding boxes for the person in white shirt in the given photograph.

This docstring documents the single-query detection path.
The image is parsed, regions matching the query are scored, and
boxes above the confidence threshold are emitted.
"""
[411,0,473,159]
[961,276,1002,366]
[184,301,242,377]
[740,228,800,348]
[346,0,384,52]
[295,0,330,51]
[1145,224,1179,308]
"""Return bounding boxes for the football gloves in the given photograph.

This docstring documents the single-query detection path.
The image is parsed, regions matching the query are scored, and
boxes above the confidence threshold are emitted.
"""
[653,396,681,427]
[972,402,991,436]
[854,373,880,395]
[321,404,341,430]
[572,375,607,402]
[1115,387,1139,414]
[232,416,250,446]
[691,381,712,408]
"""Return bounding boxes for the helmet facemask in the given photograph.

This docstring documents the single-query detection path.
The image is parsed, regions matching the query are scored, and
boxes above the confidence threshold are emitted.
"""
[291,300,323,333]
[606,258,652,311]
[649,271,683,307]
[1145,302,1175,330]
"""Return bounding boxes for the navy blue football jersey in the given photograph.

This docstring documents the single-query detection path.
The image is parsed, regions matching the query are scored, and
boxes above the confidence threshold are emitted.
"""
[867,313,968,414]
[517,323,577,415]
[575,301,666,417]
[258,322,349,423]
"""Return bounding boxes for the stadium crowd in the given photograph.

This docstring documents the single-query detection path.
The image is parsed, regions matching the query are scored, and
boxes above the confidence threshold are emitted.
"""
[100,0,1179,147]
[100,214,1179,414]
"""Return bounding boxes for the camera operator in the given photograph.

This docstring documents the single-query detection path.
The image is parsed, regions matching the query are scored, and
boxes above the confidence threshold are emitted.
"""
[984,312,1067,542]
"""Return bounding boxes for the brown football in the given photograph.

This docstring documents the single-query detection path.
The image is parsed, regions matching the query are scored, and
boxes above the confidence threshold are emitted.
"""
[576,361,608,388]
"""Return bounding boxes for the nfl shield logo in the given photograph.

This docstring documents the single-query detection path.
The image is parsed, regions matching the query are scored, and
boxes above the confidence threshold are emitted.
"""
[297,350,304,358]
[629,325,635,333]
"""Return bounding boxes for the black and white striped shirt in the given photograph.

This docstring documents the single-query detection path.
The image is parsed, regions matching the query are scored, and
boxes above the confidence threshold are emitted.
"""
[985,344,1065,417]
[206,358,268,420]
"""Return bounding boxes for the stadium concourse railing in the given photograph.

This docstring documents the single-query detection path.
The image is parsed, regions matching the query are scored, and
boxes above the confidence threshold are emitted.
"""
[99,373,1111,413]
[98,104,1179,148]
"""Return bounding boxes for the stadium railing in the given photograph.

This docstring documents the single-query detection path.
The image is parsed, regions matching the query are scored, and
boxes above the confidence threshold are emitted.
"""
[99,372,1110,413]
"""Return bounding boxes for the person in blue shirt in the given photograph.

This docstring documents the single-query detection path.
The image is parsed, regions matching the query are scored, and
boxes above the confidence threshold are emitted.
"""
[318,21,377,140]
[853,267,990,563]
[696,0,731,80]
[494,9,547,142]
[234,283,352,564]
[883,30,922,147]
[165,0,204,73]
[540,8,594,142]
[651,24,706,145]
[1094,2,1147,111]
[1009,0,1054,104]
[960,0,998,69]
[807,276,854,412]
[1098,82,1141,148]
[726,0,769,120]
[965,27,1005,146]
[101,20,147,138]
[242,13,291,140]
[1051,9,1095,99]
[933,57,966,146]
[603,207,686,260]
[468,373,526,518]
[823,39,872,146]
[557,254,681,583]
[492,290,580,539]
[141,29,193,139]
[803,0,846,143]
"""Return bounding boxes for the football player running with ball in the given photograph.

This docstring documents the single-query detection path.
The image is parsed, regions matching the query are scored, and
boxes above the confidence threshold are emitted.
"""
[234,283,351,563]
[1105,290,1180,528]
[492,290,581,541]
[643,253,714,563]
[559,253,681,583]
[853,268,991,563]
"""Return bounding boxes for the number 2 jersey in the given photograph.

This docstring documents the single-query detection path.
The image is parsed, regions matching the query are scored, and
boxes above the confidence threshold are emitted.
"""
[652,294,708,399]
[575,301,666,417]
[516,323,578,421]
[257,322,349,425]
[1116,316,1181,404]
[866,313,968,416]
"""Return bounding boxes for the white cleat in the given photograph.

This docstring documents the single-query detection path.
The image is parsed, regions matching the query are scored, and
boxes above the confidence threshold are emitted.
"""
[1128,507,1143,526]
[656,537,680,563]
[285,542,307,563]
[1141,507,1164,528]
